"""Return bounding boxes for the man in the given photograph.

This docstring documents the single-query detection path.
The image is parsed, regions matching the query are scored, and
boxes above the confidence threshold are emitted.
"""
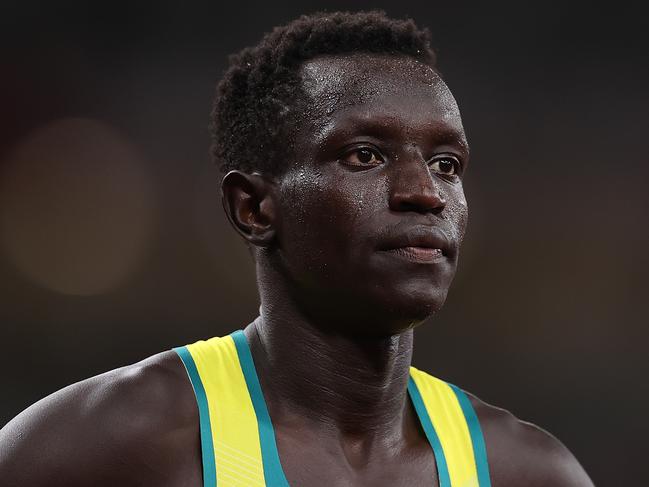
[0,10,593,487]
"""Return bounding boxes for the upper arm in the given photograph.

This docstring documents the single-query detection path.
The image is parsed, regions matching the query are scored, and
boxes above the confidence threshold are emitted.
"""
[469,393,595,487]
[0,351,200,487]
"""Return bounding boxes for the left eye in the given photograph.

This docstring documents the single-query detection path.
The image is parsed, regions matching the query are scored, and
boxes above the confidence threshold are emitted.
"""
[429,157,458,176]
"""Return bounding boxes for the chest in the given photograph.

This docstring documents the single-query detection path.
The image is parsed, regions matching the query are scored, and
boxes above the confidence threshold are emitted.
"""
[275,429,439,487]
[175,429,439,487]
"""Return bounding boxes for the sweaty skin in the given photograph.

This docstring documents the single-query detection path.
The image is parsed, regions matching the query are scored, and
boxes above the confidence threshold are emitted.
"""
[0,53,594,486]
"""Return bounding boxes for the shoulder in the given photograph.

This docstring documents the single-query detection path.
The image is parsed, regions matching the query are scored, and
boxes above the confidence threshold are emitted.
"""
[465,390,594,487]
[0,349,201,487]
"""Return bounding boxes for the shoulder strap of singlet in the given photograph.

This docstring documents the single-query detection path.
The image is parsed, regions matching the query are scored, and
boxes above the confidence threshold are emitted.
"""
[173,331,289,487]
[409,366,492,487]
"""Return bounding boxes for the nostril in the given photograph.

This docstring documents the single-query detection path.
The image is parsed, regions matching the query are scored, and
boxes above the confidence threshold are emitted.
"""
[392,193,446,214]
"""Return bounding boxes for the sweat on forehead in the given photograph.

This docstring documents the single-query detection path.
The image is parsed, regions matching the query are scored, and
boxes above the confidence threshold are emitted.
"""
[299,53,451,115]
[296,53,463,139]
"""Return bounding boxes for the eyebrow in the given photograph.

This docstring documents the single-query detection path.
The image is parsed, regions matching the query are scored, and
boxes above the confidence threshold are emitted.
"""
[314,111,470,156]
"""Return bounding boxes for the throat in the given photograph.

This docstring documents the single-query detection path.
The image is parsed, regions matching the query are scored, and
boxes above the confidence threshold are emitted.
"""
[244,315,414,439]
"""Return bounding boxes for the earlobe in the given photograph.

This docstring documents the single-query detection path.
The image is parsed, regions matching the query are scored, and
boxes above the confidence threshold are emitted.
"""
[221,170,277,247]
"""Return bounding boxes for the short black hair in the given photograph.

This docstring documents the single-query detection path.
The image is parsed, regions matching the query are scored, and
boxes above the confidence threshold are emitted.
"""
[210,10,436,176]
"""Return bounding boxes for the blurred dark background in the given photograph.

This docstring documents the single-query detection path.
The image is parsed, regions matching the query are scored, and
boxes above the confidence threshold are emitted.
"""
[1,1,647,484]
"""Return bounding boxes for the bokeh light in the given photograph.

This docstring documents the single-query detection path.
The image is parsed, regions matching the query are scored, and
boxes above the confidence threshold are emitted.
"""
[0,117,157,295]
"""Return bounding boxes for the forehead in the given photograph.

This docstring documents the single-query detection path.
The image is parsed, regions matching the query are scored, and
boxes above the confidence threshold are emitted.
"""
[298,53,466,145]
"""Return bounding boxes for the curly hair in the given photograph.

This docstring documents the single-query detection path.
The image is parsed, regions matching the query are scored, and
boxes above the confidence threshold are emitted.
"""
[210,10,436,176]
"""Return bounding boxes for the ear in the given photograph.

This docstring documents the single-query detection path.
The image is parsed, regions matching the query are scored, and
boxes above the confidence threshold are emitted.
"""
[221,170,277,247]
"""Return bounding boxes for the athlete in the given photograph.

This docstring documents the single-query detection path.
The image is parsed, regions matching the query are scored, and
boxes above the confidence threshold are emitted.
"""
[0,11,594,487]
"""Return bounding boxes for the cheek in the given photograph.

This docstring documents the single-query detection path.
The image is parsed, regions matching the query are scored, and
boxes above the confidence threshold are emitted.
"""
[276,168,380,273]
[444,185,468,244]
[277,168,324,249]
[277,169,342,271]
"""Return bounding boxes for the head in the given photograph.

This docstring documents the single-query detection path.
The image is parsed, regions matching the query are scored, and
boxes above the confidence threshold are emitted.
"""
[217,11,469,337]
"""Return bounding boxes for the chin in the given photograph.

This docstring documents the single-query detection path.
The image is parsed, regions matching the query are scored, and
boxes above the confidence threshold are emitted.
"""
[395,287,449,326]
[355,284,450,337]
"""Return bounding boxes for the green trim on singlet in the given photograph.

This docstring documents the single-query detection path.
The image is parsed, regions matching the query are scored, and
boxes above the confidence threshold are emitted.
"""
[408,376,452,487]
[173,346,217,487]
[231,330,290,487]
[449,383,492,487]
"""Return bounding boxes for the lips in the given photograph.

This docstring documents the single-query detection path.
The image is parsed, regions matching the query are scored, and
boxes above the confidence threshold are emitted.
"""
[377,224,455,259]
[383,246,446,263]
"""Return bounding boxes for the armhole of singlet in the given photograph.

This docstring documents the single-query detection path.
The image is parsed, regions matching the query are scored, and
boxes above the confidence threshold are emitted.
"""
[173,346,217,487]
[447,383,492,487]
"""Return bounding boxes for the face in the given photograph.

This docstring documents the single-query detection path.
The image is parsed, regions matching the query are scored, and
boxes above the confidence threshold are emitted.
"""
[270,53,469,336]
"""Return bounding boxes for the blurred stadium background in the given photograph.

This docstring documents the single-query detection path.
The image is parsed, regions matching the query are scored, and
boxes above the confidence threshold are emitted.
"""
[0,2,647,484]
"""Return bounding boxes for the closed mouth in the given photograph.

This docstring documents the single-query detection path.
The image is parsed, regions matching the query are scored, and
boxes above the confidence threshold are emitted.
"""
[377,225,454,259]
[381,246,446,263]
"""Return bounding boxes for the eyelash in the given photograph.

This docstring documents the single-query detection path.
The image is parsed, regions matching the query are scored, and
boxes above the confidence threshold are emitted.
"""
[428,156,461,178]
[339,146,462,179]
[339,147,384,167]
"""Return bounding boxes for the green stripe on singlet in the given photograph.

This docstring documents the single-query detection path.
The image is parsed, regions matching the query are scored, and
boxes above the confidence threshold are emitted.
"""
[231,330,290,487]
[173,346,217,487]
[408,376,452,487]
[448,384,492,487]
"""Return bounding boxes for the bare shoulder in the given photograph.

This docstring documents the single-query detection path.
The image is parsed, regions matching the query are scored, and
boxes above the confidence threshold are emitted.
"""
[466,391,594,487]
[0,350,200,487]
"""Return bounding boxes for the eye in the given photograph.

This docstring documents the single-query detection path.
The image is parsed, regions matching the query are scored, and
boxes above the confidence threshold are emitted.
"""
[340,147,384,167]
[429,156,460,177]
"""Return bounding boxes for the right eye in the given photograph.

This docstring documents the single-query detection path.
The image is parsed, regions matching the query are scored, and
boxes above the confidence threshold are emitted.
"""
[340,147,384,167]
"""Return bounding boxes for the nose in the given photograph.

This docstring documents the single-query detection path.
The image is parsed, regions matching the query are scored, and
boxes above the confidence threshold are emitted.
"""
[388,160,446,214]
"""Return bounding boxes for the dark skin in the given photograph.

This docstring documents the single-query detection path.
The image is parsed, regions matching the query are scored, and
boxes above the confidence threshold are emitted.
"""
[0,53,594,486]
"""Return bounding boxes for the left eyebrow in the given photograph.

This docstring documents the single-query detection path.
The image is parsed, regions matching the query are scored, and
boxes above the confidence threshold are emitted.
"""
[427,123,470,156]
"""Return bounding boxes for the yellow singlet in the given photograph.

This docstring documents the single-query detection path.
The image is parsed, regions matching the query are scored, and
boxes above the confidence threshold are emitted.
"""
[173,330,491,487]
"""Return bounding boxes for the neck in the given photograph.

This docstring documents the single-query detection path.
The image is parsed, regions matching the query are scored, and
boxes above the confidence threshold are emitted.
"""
[245,259,415,443]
